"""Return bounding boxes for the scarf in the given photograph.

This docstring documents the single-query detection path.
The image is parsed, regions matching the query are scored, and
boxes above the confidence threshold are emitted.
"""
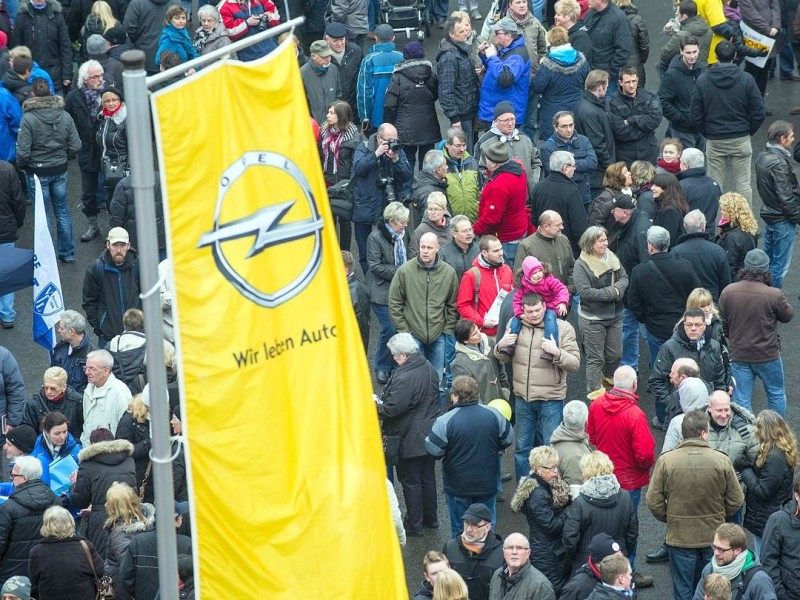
[44,435,62,459]
[321,125,346,175]
[657,158,681,174]
[193,27,213,53]
[580,474,621,500]
[548,476,572,508]
[102,102,127,126]
[386,222,406,266]
[711,549,747,580]
[82,88,102,122]
[461,537,486,553]
[579,250,621,279]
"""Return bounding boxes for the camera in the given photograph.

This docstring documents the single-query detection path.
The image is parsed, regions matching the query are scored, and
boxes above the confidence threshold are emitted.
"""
[257,14,269,31]
[385,138,401,153]
[377,176,396,203]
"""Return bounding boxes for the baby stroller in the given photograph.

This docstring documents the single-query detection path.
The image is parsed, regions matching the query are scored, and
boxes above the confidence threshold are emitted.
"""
[380,0,430,40]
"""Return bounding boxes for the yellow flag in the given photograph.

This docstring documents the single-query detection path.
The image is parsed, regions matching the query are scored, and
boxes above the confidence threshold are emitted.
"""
[152,40,407,598]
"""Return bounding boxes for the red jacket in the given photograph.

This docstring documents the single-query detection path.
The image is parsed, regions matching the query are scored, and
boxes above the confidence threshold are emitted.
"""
[456,257,514,336]
[587,388,655,491]
[474,159,529,242]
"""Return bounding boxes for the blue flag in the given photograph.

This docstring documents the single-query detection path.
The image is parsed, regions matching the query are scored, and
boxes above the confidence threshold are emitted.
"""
[32,175,64,351]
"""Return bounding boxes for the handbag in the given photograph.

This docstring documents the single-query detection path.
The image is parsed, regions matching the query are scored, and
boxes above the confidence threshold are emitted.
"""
[139,460,152,501]
[102,155,128,186]
[79,539,116,600]
[327,178,353,220]
[382,434,403,467]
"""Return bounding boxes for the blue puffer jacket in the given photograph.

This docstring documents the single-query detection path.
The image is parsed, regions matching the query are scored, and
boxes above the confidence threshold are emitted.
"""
[30,433,82,489]
[478,35,530,123]
[0,87,22,162]
[350,133,413,225]
[154,24,198,66]
[357,42,403,124]
[531,45,590,139]
[540,132,597,206]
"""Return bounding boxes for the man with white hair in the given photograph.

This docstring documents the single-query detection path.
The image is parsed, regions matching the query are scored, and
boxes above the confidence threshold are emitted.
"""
[0,455,57,581]
[51,310,97,393]
[65,60,107,242]
[549,400,592,485]
[670,210,731,301]
[678,147,721,235]
[81,349,132,446]
[587,365,655,589]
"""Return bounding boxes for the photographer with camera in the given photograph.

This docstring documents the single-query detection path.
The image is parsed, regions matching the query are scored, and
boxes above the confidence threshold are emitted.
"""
[220,0,281,62]
[351,122,413,274]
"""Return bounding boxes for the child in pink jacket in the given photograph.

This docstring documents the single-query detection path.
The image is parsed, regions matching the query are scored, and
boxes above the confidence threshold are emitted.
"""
[508,256,570,347]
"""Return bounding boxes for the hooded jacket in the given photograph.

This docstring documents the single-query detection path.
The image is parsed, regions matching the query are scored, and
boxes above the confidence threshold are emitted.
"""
[515,256,570,315]
[693,550,776,600]
[451,334,508,402]
[0,161,25,244]
[82,248,142,341]
[443,532,505,600]
[384,59,439,147]
[478,34,531,123]
[562,474,638,573]
[435,37,480,122]
[69,439,137,556]
[357,41,403,124]
[123,0,180,72]
[0,479,58,581]
[549,424,592,486]
[442,146,480,222]
[389,254,459,344]
[662,378,712,453]
[587,388,655,490]
[531,45,590,139]
[12,0,72,87]
[761,498,800,598]
[474,159,529,242]
[105,503,156,587]
[690,62,765,139]
[457,256,514,336]
[15,94,81,175]
[660,15,712,71]
[659,53,705,133]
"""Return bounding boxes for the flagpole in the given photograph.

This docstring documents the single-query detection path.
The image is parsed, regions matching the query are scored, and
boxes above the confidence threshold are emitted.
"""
[120,19,305,600]
[121,50,179,600]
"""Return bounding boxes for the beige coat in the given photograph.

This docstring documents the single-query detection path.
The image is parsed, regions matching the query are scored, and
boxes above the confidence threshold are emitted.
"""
[646,438,744,548]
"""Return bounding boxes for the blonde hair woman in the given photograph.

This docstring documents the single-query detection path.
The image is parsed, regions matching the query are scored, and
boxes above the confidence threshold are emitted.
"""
[740,410,799,556]
[685,287,731,377]
[716,192,758,280]
[562,451,638,574]
[511,445,571,593]
[432,568,469,600]
[104,482,155,593]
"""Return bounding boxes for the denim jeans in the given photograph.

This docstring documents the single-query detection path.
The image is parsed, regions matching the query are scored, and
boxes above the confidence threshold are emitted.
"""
[0,243,16,324]
[705,135,753,203]
[779,28,796,76]
[764,220,797,289]
[730,358,787,416]
[644,328,668,422]
[628,488,641,570]
[371,303,396,373]
[444,333,455,391]
[5,0,18,23]
[621,307,641,371]
[509,310,558,345]
[446,493,497,538]
[514,397,564,481]
[502,239,523,268]
[414,334,446,408]
[368,0,380,30]
[666,545,713,600]
[670,128,706,153]
[753,534,763,558]
[354,223,373,275]
[27,173,74,260]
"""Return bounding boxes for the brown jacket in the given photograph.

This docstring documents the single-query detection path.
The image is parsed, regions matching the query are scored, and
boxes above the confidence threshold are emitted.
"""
[496,318,580,401]
[646,438,744,548]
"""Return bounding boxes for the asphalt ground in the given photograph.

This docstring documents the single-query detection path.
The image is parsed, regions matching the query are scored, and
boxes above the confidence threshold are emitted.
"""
[3,1,800,596]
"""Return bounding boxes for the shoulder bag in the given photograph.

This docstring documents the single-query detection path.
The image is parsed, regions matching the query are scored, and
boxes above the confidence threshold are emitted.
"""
[80,539,116,600]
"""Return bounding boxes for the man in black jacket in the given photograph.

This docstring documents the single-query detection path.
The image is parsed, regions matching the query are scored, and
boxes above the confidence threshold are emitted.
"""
[659,36,705,152]
[560,534,624,600]
[325,22,363,117]
[608,66,662,165]
[582,0,631,94]
[678,148,721,236]
[755,120,800,289]
[11,0,72,93]
[0,456,58,581]
[690,41,765,203]
[575,70,615,198]
[0,160,25,329]
[627,225,700,374]
[442,503,505,600]
[671,210,731,301]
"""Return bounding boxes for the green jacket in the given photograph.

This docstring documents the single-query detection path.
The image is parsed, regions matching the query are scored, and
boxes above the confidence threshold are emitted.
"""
[388,255,458,344]
[443,148,480,222]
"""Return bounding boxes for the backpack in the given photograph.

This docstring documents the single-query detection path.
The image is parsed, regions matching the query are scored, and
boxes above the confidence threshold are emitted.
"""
[733,565,765,600]
[109,332,147,389]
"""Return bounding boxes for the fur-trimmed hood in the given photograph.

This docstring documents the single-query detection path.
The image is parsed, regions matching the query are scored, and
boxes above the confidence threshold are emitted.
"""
[394,59,434,81]
[78,439,134,463]
[22,94,64,112]
[114,503,156,534]
[511,475,540,512]
[511,473,572,512]
[18,0,63,16]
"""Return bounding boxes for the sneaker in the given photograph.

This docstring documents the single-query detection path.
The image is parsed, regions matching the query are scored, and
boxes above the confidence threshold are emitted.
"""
[1,321,13,329]
[633,572,654,588]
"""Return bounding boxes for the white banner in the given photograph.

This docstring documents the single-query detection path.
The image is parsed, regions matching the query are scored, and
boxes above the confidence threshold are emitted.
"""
[32,175,64,351]
[741,22,776,69]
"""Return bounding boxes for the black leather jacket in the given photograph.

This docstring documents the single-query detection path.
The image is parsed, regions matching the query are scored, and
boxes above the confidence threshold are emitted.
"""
[756,145,800,225]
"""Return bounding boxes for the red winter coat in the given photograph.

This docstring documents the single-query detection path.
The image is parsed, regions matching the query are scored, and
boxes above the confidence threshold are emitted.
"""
[456,257,514,336]
[587,387,655,491]
[474,159,529,242]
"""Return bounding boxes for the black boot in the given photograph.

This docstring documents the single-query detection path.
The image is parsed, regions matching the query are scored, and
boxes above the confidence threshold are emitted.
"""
[81,215,99,242]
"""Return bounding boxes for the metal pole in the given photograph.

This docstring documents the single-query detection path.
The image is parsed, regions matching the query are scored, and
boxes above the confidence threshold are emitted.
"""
[121,49,179,600]
[147,16,304,86]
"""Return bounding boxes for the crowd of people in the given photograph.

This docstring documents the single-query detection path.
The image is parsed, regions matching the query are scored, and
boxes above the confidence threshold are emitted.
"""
[3,0,800,596]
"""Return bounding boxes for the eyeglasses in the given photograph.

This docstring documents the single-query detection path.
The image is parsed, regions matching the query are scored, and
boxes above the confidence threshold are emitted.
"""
[9,473,25,479]
[504,545,530,552]
[103,98,120,105]
[455,227,473,234]
[496,117,515,124]
[465,521,490,528]
[541,464,559,472]
[42,385,61,391]
[87,74,104,81]
[712,544,733,554]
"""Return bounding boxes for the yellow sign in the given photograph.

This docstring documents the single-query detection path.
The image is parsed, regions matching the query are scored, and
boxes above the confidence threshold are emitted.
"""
[152,40,407,598]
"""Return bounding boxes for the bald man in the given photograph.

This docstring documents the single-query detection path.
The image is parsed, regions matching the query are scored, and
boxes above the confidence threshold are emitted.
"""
[489,532,556,599]
[389,231,459,406]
